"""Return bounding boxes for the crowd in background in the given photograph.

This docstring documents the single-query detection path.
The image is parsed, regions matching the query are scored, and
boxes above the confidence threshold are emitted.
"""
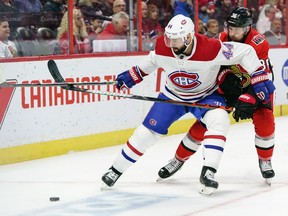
[0,0,287,57]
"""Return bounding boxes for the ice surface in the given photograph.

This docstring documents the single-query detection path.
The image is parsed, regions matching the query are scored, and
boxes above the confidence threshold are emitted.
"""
[0,116,287,216]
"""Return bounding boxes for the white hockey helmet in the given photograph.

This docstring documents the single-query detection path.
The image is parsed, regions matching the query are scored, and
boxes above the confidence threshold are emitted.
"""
[164,14,195,47]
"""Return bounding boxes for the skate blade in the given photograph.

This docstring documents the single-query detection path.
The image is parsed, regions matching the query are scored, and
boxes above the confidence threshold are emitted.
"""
[156,177,165,182]
[199,184,216,195]
[100,183,110,190]
[265,178,273,186]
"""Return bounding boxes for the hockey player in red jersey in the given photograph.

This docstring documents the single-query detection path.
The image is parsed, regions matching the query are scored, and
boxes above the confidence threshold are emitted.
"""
[101,13,275,194]
[158,7,276,185]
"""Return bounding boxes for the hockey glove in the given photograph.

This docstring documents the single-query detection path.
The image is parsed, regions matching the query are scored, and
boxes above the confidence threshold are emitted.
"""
[233,93,257,122]
[115,66,146,91]
[251,71,275,102]
[217,68,242,96]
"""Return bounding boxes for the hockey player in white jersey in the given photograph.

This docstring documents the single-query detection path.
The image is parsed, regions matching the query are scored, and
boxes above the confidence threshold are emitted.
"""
[101,14,275,195]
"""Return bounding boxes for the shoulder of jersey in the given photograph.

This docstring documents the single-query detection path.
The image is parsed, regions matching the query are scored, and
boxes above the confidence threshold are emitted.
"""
[246,28,269,51]
[155,35,174,57]
[192,34,221,60]
[155,34,221,60]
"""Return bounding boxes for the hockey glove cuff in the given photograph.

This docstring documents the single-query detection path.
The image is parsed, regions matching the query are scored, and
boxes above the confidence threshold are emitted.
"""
[116,66,146,91]
[251,71,275,102]
[217,68,242,96]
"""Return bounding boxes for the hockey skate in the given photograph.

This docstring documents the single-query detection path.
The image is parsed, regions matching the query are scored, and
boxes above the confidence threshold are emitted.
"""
[157,158,184,181]
[199,166,219,195]
[101,167,122,189]
[259,159,275,185]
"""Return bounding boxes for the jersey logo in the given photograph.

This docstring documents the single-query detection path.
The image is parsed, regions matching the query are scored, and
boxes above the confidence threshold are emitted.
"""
[252,35,265,45]
[222,43,234,60]
[169,71,200,89]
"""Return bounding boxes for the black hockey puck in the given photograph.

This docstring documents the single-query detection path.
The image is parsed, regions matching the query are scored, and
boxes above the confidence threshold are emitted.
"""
[50,197,60,201]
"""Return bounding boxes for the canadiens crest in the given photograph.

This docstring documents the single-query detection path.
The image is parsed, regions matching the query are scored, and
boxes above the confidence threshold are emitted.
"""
[168,71,201,89]
[252,35,265,45]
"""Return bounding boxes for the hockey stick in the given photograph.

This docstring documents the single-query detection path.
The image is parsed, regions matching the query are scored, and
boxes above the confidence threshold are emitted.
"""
[0,81,116,88]
[47,59,233,111]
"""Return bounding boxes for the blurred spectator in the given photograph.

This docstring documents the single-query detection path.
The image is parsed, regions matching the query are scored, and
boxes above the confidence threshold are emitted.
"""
[142,3,164,50]
[263,17,286,45]
[147,4,164,37]
[214,0,235,32]
[0,0,19,12]
[102,0,126,27]
[97,11,129,39]
[133,1,150,36]
[41,0,66,13]
[78,0,112,24]
[87,16,103,46]
[0,17,17,57]
[205,19,219,38]
[199,0,216,26]
[113,0,126,14]
[281,6,286,34]
[198,18,206,34]
[247,0,261,25]
[277,0,285,11]
[14,0,43,13]
[148,0,173,28]
[57,9,91,54]
[172,0,193,19]
[256,4,276,34]
[103,0,115,16]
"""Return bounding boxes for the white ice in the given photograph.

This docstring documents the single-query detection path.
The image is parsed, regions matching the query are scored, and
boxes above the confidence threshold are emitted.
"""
[0,116,287,216]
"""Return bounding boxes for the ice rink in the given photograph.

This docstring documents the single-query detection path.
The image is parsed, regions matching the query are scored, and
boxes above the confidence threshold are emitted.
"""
[0,116,287,216]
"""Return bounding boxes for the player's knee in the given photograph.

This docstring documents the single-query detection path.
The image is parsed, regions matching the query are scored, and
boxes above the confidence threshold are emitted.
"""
[253,108,275,137]
[202,109,230,135]
[129,124,161,152]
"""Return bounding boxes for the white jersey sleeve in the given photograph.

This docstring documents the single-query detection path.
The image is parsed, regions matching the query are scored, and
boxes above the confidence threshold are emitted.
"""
[216,41,262,75]
[137,51,160,75]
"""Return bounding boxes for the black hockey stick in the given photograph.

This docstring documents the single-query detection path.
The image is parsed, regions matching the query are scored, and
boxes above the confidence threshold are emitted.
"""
[47,59,233,111]
[0,80,116,88]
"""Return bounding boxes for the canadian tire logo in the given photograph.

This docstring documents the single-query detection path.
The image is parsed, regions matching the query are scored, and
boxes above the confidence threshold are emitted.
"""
[0,80,16,130]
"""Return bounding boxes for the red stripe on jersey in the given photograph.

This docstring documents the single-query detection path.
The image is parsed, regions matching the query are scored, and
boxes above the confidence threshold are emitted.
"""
[191,34,221,61]
[204,135,226,142]
[127,141,143,156]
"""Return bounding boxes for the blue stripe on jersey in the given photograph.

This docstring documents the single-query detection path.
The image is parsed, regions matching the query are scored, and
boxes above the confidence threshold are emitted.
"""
[204,144,224,152]
[121,149,136,163]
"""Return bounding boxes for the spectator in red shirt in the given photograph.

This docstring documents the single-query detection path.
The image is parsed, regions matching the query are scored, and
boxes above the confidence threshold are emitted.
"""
[57,8,91,54]
[96,11,129,40]
[147,4,164,37]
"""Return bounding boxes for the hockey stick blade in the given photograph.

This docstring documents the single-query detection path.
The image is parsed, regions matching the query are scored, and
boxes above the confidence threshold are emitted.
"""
[46,59,115,89]
[0,81,116,88]
[47,59,66,83]
[47,60,233,111]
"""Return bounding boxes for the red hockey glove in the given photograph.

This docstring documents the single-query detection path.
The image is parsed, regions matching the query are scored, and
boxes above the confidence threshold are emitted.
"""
[251,71,275,102]
[216,68,242,95]
[115,66,146,91]
[233,93,257,122]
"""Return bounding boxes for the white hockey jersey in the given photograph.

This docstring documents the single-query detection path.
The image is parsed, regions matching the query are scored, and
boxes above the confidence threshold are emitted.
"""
[138,34,262,102]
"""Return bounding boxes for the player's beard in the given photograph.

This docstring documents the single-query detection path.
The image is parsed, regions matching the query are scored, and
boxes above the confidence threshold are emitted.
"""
[172,44,187,55]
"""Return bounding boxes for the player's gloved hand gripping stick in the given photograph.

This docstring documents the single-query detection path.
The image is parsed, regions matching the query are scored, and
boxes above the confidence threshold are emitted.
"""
[47,59,233,111]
